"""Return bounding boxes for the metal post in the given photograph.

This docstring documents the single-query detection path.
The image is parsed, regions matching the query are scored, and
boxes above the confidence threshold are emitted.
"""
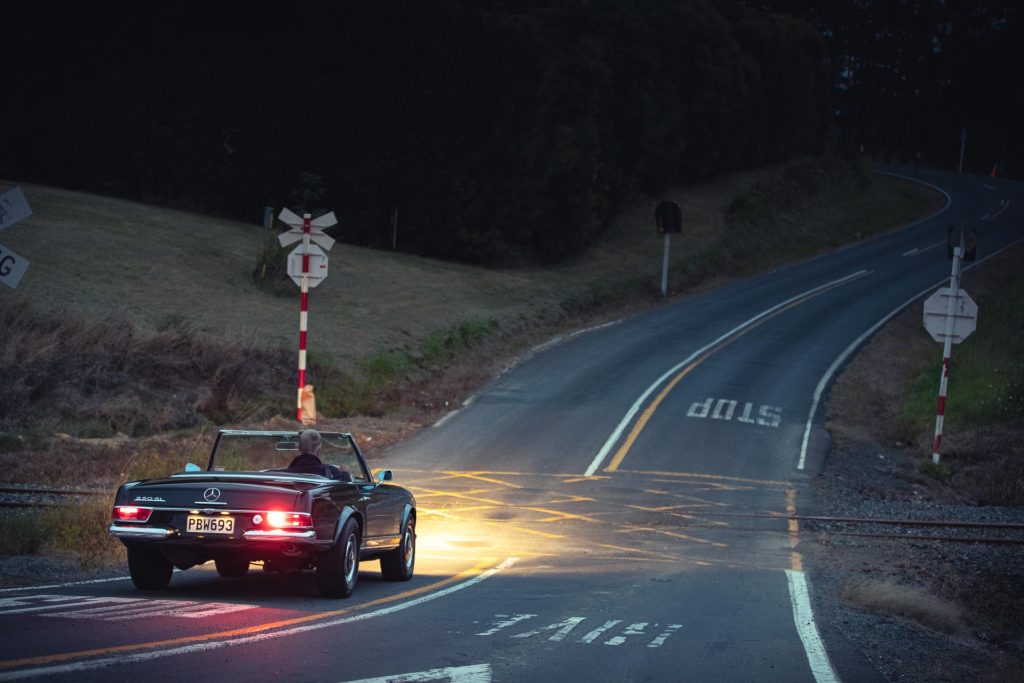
[297,213,312,423]
[930,232,964,464]
[660,233,670,297]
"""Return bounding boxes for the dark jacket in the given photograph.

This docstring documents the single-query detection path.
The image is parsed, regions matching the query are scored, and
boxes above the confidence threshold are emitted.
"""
[286,452,348,480]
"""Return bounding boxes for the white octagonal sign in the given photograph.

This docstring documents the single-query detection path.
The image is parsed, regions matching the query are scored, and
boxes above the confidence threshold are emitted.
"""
[923,287,977,344]
[287,244,329,288]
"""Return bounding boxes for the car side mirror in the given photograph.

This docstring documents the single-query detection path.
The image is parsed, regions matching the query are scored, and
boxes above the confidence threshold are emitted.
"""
[376,469,393,485]
[184,463,201,472]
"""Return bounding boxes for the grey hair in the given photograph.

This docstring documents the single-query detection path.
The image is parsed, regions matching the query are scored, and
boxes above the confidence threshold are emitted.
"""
[298,429,323,454]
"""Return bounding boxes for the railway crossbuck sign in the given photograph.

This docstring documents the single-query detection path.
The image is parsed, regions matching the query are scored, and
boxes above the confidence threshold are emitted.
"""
[923,287,977,344]
[277,207,338,423]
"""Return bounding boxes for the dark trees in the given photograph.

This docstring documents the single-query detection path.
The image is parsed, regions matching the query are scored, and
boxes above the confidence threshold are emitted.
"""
[3,1,830,264]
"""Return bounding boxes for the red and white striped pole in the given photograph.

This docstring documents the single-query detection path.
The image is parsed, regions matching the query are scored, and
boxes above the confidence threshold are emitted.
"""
[297,213,312,423]
[931,232,964,465]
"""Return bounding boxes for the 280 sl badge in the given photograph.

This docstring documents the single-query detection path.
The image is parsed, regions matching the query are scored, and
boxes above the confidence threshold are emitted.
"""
[133,496,166,503]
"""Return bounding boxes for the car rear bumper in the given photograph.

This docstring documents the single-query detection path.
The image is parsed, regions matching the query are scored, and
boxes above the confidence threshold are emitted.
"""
[109,524,318,545]
[109,524,177,539]
[243,529,316,541]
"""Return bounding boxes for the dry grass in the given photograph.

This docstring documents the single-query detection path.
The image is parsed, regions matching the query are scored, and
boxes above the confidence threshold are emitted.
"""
[0,159,933,374]
[0,301,293,438]
[0,498,123,569]
[843,580,966,635]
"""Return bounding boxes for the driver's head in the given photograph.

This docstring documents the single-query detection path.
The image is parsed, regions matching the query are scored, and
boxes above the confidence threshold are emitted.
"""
[298,429,322,456]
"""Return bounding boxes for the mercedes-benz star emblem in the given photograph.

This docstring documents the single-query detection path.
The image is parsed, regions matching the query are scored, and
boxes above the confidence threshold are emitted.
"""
[203,487,221,502]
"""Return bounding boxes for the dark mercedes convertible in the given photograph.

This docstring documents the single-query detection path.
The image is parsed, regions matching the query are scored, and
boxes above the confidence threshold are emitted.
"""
[108,429,416,598]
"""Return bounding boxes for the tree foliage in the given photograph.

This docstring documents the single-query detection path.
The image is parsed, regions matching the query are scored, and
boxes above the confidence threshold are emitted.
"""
[760,1,1022,175]
[3,1,829,264]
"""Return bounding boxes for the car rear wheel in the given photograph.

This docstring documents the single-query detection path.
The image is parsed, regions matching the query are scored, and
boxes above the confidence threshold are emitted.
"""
[317,517,360,598]
[215,557,250,577]
[127,546,173,590]
[380,516,416,581]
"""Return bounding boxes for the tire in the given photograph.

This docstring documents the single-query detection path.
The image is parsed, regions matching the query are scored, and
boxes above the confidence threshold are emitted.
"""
[127,546,173,590]
[380,516,415,581]
[317,517,360,598]
[215,557,250,577]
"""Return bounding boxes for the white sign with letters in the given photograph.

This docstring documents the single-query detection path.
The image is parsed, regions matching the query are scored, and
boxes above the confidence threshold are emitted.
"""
[0,186,32,289]
[0,243,29,289]
[0,187,32,231]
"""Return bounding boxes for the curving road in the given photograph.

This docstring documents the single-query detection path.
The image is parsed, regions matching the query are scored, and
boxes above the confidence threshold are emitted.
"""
[0,167,1020,682]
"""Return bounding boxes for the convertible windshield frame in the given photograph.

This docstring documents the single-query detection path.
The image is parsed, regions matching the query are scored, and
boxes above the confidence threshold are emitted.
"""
[207,430,371,482]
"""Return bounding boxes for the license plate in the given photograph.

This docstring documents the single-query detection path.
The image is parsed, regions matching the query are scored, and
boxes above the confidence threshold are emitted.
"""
[186,515,234,534]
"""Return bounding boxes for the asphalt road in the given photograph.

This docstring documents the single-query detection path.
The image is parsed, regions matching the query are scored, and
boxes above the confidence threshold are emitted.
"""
[0,167,1020,682]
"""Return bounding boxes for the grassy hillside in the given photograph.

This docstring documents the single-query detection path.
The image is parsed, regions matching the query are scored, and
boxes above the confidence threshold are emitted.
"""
[0,158,936,446]
[1,160,931,363]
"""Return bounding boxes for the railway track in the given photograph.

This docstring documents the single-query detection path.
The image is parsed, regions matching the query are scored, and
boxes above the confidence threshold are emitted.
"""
[0,485,109,509]
[2,486,1021,546]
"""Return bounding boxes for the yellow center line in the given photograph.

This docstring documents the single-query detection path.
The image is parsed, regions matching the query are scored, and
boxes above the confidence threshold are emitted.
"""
[408,487,507,507]
[616,524,730,548]
[561,476,609,484]
[605,272,870,473]
[438,472,524,489]
[0,559,496,671]
[616,469,791,487]
[787,488,803,571]
[524,507,602,524]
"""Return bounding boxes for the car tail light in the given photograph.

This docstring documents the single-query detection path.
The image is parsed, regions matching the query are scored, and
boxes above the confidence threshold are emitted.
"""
[256,511,312,529]
[113,506,153,522]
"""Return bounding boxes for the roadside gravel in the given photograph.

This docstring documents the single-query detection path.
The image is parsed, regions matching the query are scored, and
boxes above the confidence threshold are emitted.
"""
[804,245,1024,682]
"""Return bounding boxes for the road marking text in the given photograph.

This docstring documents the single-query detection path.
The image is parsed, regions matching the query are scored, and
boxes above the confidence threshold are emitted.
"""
[686,398,782,427]
[477,614,682,648]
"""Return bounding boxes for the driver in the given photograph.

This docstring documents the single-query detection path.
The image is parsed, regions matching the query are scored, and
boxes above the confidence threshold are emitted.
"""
[287,429,327,475]
[287,429,348,480]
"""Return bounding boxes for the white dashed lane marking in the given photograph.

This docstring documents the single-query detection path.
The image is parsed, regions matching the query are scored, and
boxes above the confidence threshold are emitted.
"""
[0,594,256,621]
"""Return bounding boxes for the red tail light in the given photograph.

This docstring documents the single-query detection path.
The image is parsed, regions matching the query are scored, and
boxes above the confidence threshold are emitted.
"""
[254,511,312,529]
[113,506,153,522]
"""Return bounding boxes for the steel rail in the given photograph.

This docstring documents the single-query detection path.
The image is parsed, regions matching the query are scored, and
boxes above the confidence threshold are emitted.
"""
[0,486,107,496]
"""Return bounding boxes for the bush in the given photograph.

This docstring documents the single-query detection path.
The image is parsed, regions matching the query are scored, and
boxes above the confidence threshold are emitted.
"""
[0,303,292,436]
[251,234,294,296]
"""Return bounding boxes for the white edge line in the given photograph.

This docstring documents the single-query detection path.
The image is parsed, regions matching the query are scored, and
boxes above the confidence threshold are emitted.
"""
[753,168,952,279]
[986,199,1011,222]
[786,569,839,683]
[0,576,132,594]
[504,319,625,375]
[796,237,1024,470]
[583,269,868,476]
[0,557,518,681]
[872,169,953,219]
[432,410,460,429]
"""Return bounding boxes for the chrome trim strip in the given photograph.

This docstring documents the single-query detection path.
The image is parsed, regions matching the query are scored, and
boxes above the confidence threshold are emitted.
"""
[243,530,316,542]
[109,525,176,539]
[171,472,328,484]
[364,536,402,549]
